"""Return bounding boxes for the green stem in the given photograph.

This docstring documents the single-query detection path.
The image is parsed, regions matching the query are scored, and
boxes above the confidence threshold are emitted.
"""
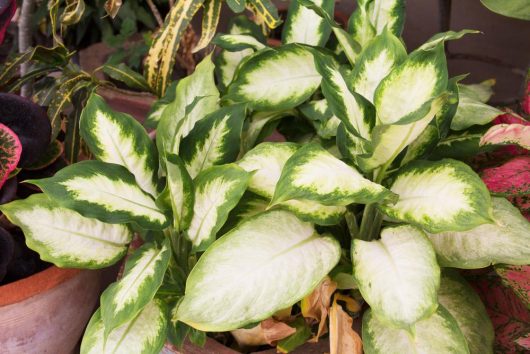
[358,166,388,241]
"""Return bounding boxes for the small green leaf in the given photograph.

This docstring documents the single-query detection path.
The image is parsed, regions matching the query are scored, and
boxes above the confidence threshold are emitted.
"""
[299,99,341,139]
[103,63,151,92]
[450,93,502,131]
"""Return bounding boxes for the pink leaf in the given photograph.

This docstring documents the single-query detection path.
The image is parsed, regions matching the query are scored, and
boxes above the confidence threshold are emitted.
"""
[493,112,530,126]
[0,122,21,189]
[495,265,530,309]
[480,124,530,150]
[0,0,16,45]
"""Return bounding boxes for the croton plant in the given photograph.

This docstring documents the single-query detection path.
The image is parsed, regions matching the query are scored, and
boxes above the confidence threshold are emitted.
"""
[1,0,529,353]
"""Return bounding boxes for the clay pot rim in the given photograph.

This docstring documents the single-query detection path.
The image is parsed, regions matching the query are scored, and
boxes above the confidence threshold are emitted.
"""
[0,265,81,306]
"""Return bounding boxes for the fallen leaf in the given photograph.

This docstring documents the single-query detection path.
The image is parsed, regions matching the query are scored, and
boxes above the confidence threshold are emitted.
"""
[301,276,337,340]
[329,294,363,354]
[231,318,295,348]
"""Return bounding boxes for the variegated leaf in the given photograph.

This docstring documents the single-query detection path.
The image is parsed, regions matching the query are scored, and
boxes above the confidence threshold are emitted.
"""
[480,124,530,150]
[379,159,492,233]
[430,129,490,161]
[314,53,375,140]
[29,161,168,229]
[336,123,370,165]
[0,194,132,268]
[157,154,194,232]
[175,210,341,331]
[81,300,167,354]
[299,99,341,139]
[0,123,21,189]
[348,0,376,47]
[282,0,333,47]
[102,64,151,92]
[240,110,295,154]
[180,105,245,178]
[353,225,440,327]
[439,271,494,354]
[237,142,345,225]
[374,43,448,125]
[419,30,480,51]
[157,54,219,156]
[101,240,170,334]
[362,307,469,354]
[192,0,222,53]
[80,94,158,197]
[186,164,250,251]
[144,0,204,96]
[428,197,530,268]
[351,27,407,103]
[272,143,394,206]
[60,0,86,26]
[245,0,281,29]
[450,93,502,131]
[367,0,405,36]
[225,44,321,111]
[212,33,266,51]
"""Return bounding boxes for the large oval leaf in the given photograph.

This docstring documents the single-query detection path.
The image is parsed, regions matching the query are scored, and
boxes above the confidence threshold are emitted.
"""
[175,210,341,331]
[480,0,530,20]
[272,143,394,206]
[81,300,167,354]
[438,271,494,354]
[29,161,169,229]
[362,306,469,354]
[282,0,333,47]
[0,194,132,268]
[80,94,158,196]
[450,93,502,131]
[428,197,530,268]
[353,225,440,327]
[380,159,493,233]
[100,240,171,334]
[225,44,321,111]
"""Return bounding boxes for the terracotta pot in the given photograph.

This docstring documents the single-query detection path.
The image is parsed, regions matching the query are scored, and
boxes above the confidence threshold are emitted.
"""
[0,266,110,353]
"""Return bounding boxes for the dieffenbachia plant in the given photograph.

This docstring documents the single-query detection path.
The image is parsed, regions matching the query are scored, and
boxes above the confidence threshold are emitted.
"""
[2,1,530,353]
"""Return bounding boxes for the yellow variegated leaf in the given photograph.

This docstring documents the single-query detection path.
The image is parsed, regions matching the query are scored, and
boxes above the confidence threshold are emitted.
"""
[193,0,222,53]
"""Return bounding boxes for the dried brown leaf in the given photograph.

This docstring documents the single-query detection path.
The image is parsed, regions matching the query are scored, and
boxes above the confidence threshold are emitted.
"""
[301,276,337,340]
[329,295,363,354]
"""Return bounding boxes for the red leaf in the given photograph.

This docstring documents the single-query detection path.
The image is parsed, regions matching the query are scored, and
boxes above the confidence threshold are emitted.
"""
[480,124,530,150]
[0,0,16,45]
[493,112,530,126]
[0,122,21,189]
[495,265,530,309]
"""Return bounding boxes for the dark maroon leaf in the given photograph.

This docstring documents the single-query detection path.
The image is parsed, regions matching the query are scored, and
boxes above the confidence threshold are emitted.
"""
[0,0,15,45]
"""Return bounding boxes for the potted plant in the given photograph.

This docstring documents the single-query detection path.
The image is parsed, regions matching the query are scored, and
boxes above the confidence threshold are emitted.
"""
[2,1,530,353]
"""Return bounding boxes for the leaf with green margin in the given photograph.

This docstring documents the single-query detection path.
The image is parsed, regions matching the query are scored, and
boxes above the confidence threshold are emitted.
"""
[272,143,395,206]
[225,44,321,111]
[480,0,530,21]
[103,63,151,92]
[299,99,341,139]
[101,240,170,335]
[28,160,168,230]
[219,191,269,233]
[175,209,341,331]
[362,306,469,354]
[186,164,250,251]
[419,29,480,51]
[374,43,448,125]
[80,300,167,354]
[367,0,406,36]
[450,93,502,131]
[348,0,376,47]
[157,54,219,157]
[314,53,375,140]
[427,197,530,268]
[156,154,194,232]
[353,225,440,327]
[480,124,530,150]
[245,0,281,29]
[80,93,158,197]
[180,104,245,178]
[336,122,371,166]
[458,79,496,103]
[0,123,21,189]
[212,34,266,51]
[192,0,222,53]
[379,159,493,233]
[438,270,494,354]
[143,81,177,129]
[0,194,132,269]
[429,128,494,161]
[282,0,334,47]
[350,27,407,103]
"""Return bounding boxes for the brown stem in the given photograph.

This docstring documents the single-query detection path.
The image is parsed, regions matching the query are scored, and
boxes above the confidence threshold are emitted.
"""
[18,0,35,97]
[146,0,164,27]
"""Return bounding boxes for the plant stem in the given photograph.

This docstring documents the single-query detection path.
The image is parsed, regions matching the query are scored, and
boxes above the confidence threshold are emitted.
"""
[146,0,164,27]
[18,0,35,97]
[358,166,388,241]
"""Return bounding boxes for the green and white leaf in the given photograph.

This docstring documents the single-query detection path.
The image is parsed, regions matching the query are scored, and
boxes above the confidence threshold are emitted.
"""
[175,210,341,331]
[80,94,158,197]
[353,225,440,327]
[156,155,194,232]
[180,105,245,178]
[336,123,371,165]
[458,79,496,103]
[213,34,266,51]
[428,197,530,268]
[367,0,406,36]
[299,99,341,139]
[81,300,167,354]
[450,93,502,131]
[362,307,469,354]
[348,0,376,47]
[225,44,321,111]
[351,27,407,103]
[314,53,375,139]
[192,0,222,53]
[186,164,250,251]
[282,0,333,47]
[272,143,394,206]
[374,43,448,125]
[0,194,132,269]
[240,110,295,154]
[101,240,171,334]
[29,161,168,229]
[380,159,493,233]
[157,54,219,157]
[438,271,494,354]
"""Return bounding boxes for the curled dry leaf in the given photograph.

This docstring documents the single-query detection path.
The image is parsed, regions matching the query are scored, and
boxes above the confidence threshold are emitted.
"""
[480,124,530,150]
[329,294,363,354]
[104,0,123,18]
[231,318,296,348]
[301,276,337,340]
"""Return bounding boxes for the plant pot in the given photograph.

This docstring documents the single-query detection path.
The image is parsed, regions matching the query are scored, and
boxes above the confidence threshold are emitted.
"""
[0,265,112,353]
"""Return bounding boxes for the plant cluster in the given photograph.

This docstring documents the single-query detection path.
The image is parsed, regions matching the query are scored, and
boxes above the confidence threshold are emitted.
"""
[1,0,530,353]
